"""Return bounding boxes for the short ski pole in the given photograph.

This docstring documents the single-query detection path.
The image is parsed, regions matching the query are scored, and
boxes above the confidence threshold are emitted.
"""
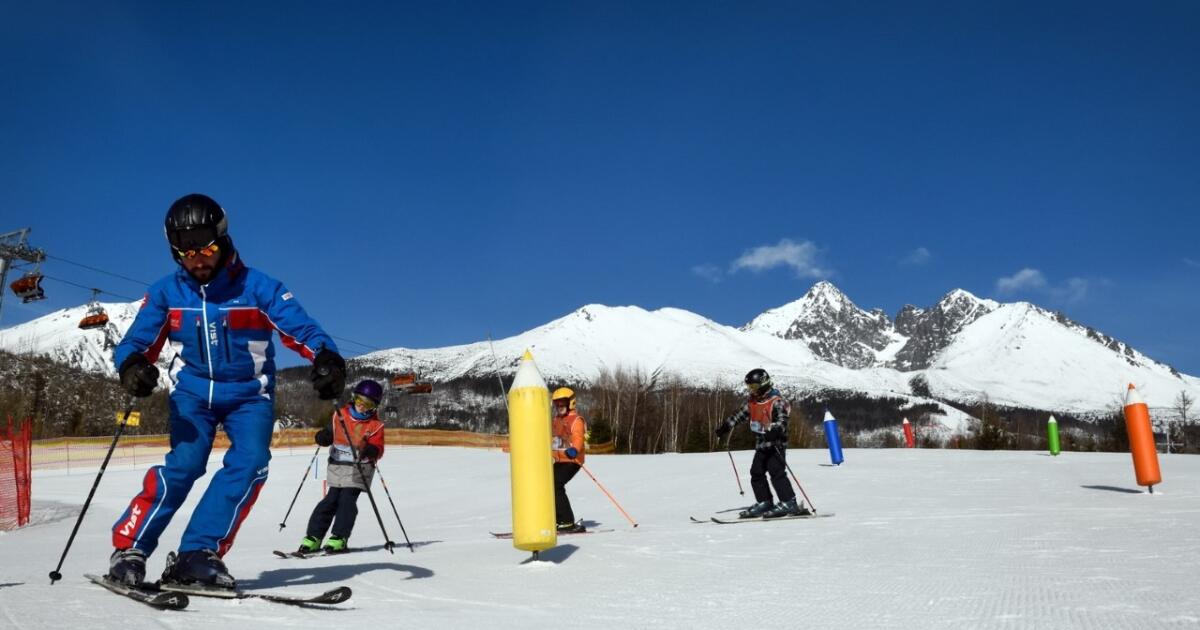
[774,445,817,513]
[579,463,638,528]
[331,400,397,553]
[373,463,414,552]
[279,445,322,531]
[726,435,745,496]
[49,398,137,584]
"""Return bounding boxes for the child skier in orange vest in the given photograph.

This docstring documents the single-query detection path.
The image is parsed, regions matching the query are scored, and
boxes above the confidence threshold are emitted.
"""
[298,379,386,554]
[551,387,587,533]
[715,369,809,519]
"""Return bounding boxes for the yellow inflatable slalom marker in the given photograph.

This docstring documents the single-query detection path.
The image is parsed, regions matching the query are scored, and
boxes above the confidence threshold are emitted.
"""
[507,350,556,554]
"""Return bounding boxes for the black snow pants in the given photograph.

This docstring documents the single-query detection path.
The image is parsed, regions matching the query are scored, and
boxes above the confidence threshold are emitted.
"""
[750,446,795,504]
[554,462,581,525]
[306,486,362,540]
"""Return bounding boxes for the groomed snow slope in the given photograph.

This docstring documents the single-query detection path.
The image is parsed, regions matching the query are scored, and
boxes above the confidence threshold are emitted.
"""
[2,447,1198,628]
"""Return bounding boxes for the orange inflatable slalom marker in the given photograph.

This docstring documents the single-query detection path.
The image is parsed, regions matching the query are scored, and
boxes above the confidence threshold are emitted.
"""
[1122,384,1162,493]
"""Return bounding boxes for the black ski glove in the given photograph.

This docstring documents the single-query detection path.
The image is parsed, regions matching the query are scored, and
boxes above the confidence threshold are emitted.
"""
[765,424,785,441]
[119,354,159,398]
[714,420,731,438]
[314,427,333,447]
[360,443,380,460]
[310,348,346,400]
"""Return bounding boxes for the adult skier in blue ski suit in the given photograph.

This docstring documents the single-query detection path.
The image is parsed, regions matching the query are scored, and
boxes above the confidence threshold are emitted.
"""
[107,194,346,589]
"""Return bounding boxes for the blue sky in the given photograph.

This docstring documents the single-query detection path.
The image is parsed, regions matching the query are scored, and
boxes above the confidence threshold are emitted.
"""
[1,2,1198,372]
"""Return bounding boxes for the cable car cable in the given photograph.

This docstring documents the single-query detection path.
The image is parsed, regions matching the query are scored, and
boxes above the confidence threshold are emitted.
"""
[43,254,151,286]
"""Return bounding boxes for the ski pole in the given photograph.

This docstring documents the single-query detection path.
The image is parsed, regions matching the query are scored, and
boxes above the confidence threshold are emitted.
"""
[49,398,137,584]
[373,463,414,552]
[579,463,638,528]
[726,435,745,496]
[774,445,817,514]
[278,445,322,531]
[331,400,397,553]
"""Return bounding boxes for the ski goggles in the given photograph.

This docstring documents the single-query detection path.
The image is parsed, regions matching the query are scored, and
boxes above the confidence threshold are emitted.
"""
[352,393,379,411]
[175,240,220,259]
[746,382,767,392]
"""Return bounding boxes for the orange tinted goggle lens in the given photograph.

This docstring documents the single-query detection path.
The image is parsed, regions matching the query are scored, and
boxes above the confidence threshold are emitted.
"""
[747,382,763,391]
[176,241,220,259]
[353,394,378,410]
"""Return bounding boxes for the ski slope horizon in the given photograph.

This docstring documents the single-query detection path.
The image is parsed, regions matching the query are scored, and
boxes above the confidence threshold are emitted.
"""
[2,447,1199,628]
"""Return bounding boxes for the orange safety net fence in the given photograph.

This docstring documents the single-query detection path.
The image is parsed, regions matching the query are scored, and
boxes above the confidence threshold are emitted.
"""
[1,417,33,530]
[30,428,616,475]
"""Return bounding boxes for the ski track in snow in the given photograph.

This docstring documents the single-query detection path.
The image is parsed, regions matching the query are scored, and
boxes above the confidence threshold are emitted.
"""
[2,447,1199,629]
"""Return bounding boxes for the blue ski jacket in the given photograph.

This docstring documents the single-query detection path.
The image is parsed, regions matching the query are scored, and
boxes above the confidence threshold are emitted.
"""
[114,251,337,405]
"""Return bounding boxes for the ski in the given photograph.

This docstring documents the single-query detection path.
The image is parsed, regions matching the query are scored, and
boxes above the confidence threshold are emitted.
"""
[84,574,189,610]
[710,512,834,524]
[273,548,363,560]
[159,582,352,606]
[691,505,759,522]
[489,529,614,539]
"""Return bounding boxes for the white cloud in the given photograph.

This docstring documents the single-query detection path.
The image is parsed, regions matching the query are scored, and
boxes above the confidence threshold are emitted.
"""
[730,239,831,279]
[1054,277,1089,303]
[901,247,932,266]
[691,264,724,283]
[1184,258,1200,269]
[995,268,1088,304]
[996,268,1047,294]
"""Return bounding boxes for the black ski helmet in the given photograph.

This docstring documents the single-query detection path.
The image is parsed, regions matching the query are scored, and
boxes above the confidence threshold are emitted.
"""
[744,368,772,393]
[164,194,231,264]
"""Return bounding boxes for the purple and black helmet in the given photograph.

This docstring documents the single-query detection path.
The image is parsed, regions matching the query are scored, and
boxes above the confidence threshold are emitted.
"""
[352,379,384,403]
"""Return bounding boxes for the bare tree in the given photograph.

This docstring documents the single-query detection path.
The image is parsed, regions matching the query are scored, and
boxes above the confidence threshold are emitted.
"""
[1174,391,1193,424]
[1173,390,1194,452]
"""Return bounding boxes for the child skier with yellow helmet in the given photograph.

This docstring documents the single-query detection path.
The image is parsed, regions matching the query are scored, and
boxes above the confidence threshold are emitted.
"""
[551,387,587,533]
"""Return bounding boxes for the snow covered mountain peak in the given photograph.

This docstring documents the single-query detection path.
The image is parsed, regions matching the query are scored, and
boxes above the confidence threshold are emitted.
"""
[744,282,898,369]
[891,289,1000,371]
[934,288,998,317]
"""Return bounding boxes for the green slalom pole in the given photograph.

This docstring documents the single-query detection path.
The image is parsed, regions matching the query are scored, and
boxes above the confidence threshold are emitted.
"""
[1047,415,1061,456]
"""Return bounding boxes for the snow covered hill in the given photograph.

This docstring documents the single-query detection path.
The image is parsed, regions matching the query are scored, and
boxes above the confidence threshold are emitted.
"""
[3,448,1199,628]
[3,285,1198,418]
[0,301,145,376]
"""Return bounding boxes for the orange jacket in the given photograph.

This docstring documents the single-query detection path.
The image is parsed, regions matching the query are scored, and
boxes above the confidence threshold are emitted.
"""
[330,405,385,463]
[551,411,586,464]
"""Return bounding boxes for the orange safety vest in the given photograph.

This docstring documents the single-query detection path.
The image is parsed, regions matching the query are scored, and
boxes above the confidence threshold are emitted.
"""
[330,405,385,463]
[748,394,783,434]
[552,411,586,464]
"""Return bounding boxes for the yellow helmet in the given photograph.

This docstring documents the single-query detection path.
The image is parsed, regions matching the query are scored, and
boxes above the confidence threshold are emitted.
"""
[552,387,576,411]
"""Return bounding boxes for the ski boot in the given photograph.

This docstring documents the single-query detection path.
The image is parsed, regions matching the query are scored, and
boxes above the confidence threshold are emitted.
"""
[738,501,774,519]
[162,549,236,590]
[108,547,147,586]
[556,521,586,534]
[763,499,810,519]
[297,535,321,555]
[322,535,349,554]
